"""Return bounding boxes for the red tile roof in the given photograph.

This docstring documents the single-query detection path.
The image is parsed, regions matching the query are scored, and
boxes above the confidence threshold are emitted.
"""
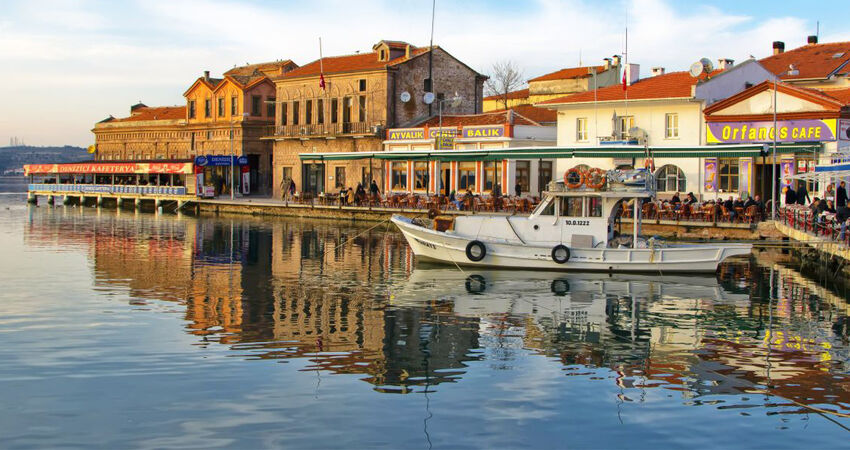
[494,104,556,124]
[280,47,431,79]
[819,87,850,105]
[112,106,186,122]
[417,109,542,127]
[483,88,530,101]
[760,41,850,81]
[528,65,607,82]
[539,70,720,105]
[224,60,296,77]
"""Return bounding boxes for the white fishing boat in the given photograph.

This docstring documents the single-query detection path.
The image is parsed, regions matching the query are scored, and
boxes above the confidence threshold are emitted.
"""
[391,168,751,273]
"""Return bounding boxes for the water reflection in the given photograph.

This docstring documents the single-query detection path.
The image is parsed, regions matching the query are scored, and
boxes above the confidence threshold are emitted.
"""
[22,206,850,426]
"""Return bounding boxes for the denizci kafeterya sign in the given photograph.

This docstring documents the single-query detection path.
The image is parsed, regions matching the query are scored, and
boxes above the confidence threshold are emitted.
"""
[707,119,838,144]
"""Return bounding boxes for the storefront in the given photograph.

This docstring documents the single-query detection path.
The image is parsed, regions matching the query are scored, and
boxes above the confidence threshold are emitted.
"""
[382,122,556,197]
[703,81,850,204]
[193,155,250,198]
[24,161,195,196]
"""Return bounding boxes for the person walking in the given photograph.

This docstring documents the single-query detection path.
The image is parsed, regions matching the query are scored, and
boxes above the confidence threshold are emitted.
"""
[515,181,522,198]
[796,182,810,205]
[837,181,848,208]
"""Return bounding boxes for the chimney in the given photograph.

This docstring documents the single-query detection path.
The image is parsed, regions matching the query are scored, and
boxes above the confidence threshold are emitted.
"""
[603,58,612,70]
[808,35,818,45]
[773,41,785,55]
[611,55,621,67]
[717,58,734,70]
[203,70,210,82]
[625,63,640,86]
[651,67,665,77]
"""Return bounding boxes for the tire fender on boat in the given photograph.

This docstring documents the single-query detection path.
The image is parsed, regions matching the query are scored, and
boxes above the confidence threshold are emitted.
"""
[465,240,487,262]
[551,244,570,264]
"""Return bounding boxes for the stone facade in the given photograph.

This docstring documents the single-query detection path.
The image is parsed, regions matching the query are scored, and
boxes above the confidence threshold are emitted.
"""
[271,42,486,199]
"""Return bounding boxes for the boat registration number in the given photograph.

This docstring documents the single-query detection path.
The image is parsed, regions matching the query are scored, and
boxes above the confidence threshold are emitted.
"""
[564,219,590,226]
[415,238,437,249]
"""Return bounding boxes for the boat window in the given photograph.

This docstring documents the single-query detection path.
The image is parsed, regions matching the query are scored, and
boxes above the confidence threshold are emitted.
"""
[560,197,583,217]
[537,198,555,216]
[588,197,603,217]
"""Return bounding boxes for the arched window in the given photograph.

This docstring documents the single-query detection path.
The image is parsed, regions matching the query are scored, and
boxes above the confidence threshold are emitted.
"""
[656,165,686,192]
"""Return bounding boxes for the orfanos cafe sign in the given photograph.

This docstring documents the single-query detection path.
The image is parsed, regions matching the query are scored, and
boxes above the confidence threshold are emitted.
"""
[707,119,840,144]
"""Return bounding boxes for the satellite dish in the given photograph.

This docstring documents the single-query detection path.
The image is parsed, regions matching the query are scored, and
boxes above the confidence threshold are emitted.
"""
[400,91,411,103]
[688,61,703,78]
[700,57,714,74]
[423,92,435,104]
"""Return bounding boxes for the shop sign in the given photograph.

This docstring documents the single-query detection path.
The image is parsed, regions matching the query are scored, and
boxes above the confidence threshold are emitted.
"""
[428,128,458,139]
[194,155,249,166]
[839,119,850,141]
[462,125,505,139]
[706,119,838,144]
[704,158,718,192]
[780,158,795,193]
[386,128,425,140]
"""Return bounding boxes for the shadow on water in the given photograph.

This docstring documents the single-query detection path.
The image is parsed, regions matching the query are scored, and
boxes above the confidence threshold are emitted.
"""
[15,203,850,441]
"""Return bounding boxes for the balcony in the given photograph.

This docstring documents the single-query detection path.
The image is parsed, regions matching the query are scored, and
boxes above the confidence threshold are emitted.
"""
[263,121,384,139]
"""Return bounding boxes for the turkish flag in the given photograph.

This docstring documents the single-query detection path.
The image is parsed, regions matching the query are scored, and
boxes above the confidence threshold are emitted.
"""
[622,69,627,91]
[319,73,326,90]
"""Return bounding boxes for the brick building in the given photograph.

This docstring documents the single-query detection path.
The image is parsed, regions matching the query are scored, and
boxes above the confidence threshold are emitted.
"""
[267,40,486,198]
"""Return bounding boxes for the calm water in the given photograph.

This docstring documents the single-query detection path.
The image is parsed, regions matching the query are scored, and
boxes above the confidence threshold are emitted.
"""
[1,177,849,448]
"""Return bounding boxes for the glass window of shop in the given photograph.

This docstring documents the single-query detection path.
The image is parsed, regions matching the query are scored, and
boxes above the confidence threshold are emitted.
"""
[391,162,407,190]
[538,161,552,191]
[588,197,603,217]
[516,161,530,194]
[458,162,476,191]
[656,164,686,192]
[334,167,346,189]
[413,162,429,191]
[719,158,739,192]
[483,161,502,193]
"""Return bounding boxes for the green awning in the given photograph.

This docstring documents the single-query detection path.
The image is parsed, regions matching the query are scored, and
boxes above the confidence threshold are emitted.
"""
[298,143,823,163]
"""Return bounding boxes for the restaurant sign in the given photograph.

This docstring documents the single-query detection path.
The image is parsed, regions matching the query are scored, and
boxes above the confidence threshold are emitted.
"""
[24,162,194,176]
[707,119,838,144]
[462,125,505,139]
[193,155,249,166]
[386,128,425,140]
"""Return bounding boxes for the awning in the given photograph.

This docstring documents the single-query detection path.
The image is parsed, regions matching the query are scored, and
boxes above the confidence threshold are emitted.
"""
[297,143,819,163]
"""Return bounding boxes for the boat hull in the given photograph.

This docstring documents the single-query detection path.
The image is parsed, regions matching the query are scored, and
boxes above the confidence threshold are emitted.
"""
[391,215,752,273]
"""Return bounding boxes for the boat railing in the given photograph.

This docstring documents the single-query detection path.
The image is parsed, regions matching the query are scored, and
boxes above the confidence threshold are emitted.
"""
[547,169,656,196]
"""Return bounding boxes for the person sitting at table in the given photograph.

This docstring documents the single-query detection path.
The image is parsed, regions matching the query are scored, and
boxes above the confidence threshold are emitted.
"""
[339,186,347,205]
[837,206,850,240]
[723,196,736,222]
[816,197,827,214]
[809,197,820,213]
[347,187,355,206]
[683,192,697,205]
[824,200,837,214]
[670,192,681,205]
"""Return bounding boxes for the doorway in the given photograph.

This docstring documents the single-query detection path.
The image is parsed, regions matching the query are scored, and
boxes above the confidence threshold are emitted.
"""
[303,163,324,195]
[247,154,260,194]
[755,162,780,204]
[442,167,452,195]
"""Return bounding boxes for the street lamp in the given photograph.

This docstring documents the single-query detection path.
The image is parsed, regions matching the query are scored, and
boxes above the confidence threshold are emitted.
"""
[771,64,798,219]
[230,112,249,200]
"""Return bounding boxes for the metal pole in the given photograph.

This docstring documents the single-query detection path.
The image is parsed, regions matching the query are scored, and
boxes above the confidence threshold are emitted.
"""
[230,118,235,200]
[771,76,777,219]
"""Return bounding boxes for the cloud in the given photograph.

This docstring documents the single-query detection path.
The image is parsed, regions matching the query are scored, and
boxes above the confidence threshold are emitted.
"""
[0,0,833,146]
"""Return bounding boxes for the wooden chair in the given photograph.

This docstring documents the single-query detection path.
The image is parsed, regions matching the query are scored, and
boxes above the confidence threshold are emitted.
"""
[719,205,732,222]
[641,202,656,220]
[745,205,761,223]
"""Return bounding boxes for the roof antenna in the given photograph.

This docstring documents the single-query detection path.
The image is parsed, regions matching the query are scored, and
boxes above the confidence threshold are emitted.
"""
[579,48,582,66]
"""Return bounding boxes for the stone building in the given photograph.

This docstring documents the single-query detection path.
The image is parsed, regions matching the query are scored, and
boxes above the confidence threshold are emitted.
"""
[267,40,486,199]
[92,60,297,195]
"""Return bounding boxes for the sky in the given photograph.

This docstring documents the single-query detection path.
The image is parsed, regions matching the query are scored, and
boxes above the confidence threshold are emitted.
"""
[1,0,848,147]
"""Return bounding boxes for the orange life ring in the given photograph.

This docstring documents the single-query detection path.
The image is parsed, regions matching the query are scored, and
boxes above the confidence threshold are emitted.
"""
[585,168,606,189]
[564,168,585,189]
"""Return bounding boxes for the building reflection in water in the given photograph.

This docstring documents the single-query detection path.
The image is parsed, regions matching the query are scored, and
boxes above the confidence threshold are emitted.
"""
[24,206,850,418]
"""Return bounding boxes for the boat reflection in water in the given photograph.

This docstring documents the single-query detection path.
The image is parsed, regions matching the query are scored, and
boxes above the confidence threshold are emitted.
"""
[23,207,850,422]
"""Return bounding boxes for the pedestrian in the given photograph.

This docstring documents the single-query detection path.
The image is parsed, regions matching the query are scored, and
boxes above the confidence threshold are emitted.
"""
[288,179,296,201]
[796,182,810,205]
[370,179,380,196]
[784,185,797,205]
[347,187,355,206]
[515,181,522,198]
[838,181,848,208]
